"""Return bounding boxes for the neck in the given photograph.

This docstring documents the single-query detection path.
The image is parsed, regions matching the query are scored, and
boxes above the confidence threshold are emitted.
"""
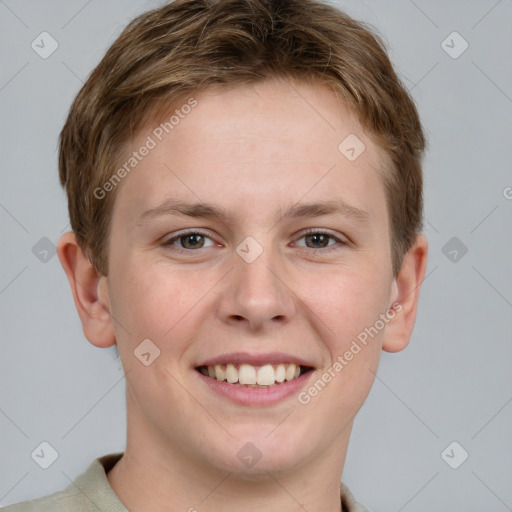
[107,395,351,512]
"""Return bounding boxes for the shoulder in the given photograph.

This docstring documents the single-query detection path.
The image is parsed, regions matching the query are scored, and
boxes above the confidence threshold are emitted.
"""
[1,487,93,512]
[1,453,125,512]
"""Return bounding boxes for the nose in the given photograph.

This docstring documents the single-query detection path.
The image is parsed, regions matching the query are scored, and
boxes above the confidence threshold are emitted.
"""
[216,247,297,331]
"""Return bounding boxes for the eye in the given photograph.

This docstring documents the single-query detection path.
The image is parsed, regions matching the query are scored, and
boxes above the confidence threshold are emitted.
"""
[294,229,345,251]
[163,230,217,250]
[162,228,346,253]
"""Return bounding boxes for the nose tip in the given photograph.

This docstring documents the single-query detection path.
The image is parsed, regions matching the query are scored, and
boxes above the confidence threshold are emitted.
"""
[219,254,296,330]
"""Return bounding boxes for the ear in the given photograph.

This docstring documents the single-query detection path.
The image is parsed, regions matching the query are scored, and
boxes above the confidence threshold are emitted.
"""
[382,234,428,353]
[57,231,116,348]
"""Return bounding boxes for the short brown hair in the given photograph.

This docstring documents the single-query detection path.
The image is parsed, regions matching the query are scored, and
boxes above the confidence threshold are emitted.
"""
[59,0,426,276]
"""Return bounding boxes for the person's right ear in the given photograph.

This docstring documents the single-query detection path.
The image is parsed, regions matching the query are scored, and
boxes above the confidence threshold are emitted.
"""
[57,231,116,348]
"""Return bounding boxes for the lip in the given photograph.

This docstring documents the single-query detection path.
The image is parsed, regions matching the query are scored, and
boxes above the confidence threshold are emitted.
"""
[196,352,315,368]
[196,368,315,406]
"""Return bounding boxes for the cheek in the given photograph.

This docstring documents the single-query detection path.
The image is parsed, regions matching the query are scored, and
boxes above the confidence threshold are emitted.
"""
[303,264,391,351]
[301,267,390,417]
[107,256,196,353]
[299,272,387,427]
[108,253,231,369]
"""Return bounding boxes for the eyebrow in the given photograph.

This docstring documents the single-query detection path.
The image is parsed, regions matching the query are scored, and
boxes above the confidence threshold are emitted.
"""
[137,198,368,224]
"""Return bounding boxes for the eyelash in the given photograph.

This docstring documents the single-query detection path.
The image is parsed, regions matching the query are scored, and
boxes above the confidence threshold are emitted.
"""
[162,228,345,254]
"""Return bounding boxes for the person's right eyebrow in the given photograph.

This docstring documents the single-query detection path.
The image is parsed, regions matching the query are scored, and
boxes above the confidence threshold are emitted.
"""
[136,200,231,225]
[136,198,369,225]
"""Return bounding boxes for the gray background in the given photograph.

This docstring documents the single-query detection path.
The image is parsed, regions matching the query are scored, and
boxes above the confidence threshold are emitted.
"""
[1,0,511,510]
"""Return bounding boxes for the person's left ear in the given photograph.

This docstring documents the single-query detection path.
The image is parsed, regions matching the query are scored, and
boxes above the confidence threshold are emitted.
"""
[382,234,428,353]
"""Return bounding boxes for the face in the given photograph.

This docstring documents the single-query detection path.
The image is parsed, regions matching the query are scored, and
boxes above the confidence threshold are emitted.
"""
[103,79,398,476]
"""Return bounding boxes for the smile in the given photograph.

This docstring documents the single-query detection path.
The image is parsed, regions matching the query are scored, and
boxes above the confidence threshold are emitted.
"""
[196,363,313,387]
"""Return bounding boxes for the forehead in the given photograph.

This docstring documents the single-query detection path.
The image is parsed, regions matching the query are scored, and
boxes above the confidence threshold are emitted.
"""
[112,79,388,226]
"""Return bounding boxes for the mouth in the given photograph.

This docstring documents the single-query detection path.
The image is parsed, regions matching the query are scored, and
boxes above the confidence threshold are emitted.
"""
[195,363,314,388]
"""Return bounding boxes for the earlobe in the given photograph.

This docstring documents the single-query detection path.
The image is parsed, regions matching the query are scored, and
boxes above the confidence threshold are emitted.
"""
[382,234,428,353]
[57,231,116,348]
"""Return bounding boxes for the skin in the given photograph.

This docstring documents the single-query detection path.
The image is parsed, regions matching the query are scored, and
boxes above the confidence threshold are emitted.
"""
[58,78,428,512]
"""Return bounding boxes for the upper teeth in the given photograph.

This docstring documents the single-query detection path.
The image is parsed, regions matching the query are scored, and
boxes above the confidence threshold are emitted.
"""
[201,363,302,386]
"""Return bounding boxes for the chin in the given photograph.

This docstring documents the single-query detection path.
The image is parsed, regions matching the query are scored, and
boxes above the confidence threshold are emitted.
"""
[202,429,314,478]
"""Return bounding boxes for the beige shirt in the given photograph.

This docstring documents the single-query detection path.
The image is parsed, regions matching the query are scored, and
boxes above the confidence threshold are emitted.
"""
[2,453,368,511]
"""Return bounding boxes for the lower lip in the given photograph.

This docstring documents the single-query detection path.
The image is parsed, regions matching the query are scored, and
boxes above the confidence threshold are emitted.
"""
[196,370,314,406]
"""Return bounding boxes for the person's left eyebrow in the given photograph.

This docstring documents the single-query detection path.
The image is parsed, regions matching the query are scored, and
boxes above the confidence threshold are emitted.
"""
[282,199,368,222]
[136,198,369,224]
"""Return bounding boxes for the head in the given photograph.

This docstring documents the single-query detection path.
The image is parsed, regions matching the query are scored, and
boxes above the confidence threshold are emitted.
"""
[58,0,427,477]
